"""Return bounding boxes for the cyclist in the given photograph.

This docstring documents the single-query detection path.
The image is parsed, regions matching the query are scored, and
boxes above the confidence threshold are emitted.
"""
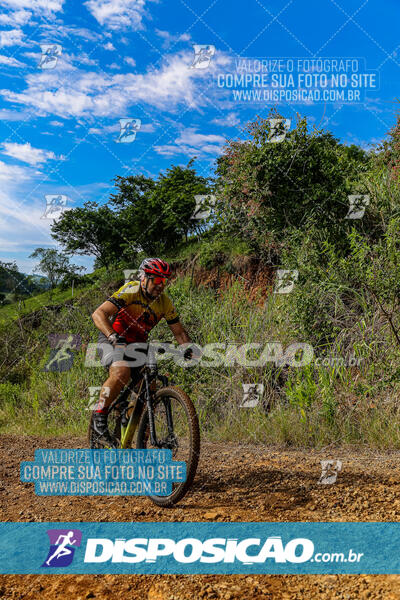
[91,257,195,446]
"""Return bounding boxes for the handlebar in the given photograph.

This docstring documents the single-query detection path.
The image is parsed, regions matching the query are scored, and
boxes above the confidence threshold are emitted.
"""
[152,341,177,354]
[147,340,201,364]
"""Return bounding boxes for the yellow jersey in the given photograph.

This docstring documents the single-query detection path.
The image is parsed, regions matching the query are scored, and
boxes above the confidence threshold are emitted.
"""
[107,280,179,342]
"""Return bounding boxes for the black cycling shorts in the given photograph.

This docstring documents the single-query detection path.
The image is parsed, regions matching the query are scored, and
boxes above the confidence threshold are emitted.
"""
[96,332,146,386]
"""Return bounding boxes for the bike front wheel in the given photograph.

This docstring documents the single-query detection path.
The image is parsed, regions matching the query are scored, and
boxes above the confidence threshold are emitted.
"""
[136,386,200,507]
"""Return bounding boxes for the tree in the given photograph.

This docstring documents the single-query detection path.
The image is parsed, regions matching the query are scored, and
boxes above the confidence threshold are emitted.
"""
[154,161,214,242]
[109,161,211,254]
[215,111,371,261]
[50,201,133,268]
[0,260,20,293]
[379,109,400,183]
[29,248,83,291]
[50,163,212,265]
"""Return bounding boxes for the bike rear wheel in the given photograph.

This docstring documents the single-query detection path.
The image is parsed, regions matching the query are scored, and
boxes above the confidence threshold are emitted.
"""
[136,386,200,507]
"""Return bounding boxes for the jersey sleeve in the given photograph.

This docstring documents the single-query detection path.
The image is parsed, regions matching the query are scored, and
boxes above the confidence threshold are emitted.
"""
[163,294,179,325]
[107,282,138,310]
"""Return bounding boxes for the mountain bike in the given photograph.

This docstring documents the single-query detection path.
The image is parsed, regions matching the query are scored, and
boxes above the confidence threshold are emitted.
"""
[88,342,200,507]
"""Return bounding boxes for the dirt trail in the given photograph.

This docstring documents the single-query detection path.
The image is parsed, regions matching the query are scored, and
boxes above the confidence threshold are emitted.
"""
[1,434,400,599]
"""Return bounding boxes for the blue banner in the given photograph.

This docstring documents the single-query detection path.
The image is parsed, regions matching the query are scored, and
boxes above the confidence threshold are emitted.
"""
[1,522,400,574]
[20,449,186,496]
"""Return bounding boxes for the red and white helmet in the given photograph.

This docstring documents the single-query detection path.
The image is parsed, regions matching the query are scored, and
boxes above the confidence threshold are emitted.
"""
[138,257,172,279]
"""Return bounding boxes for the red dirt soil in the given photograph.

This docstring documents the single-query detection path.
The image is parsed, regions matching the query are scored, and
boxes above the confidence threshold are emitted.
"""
[1,434,400,599]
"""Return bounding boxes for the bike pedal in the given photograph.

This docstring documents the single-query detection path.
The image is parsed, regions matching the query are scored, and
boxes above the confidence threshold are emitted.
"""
[91,427,119,449]
[98,438,119,450]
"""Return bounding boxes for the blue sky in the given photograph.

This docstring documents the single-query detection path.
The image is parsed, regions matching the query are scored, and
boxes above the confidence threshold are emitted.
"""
[0,0,399,275]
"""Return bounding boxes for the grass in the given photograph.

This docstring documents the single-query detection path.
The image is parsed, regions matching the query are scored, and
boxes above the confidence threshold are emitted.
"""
[164,233,252,264]
[0,285,92,325]
[2,265,400,450]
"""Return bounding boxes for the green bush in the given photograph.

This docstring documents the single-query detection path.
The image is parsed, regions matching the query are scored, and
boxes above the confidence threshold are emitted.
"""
[0,382,22,405]
[215,110,371,261]
[197,237,252,269]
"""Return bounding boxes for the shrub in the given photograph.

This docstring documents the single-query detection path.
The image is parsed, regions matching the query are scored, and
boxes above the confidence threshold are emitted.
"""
[215,110,371,261]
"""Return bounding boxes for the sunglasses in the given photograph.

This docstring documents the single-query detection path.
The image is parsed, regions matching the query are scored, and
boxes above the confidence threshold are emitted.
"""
[149,276,168,285]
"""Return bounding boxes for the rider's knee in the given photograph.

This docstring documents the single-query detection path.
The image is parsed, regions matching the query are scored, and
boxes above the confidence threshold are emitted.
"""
[109,366,131,386]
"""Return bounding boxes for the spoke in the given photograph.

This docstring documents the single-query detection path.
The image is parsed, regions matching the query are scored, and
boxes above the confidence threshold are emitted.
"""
[150,396,191,467]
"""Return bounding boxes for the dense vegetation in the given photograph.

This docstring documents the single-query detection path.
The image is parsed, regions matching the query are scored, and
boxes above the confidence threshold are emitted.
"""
[2,108,400,449]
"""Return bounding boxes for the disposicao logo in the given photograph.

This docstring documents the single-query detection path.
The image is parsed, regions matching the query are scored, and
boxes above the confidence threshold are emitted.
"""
[83,536,314,564]
[42,529,82,567]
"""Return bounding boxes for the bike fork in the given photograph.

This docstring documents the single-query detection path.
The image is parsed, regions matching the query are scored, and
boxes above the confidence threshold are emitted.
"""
[163,397,174,434]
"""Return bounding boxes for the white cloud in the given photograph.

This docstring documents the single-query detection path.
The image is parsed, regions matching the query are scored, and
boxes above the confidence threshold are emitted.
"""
[0,159,30,182]
[0,196,58,265]
[0,53,24,67]
[0,9,31,25]
[0,49,229,117]
[363,96,386,115]
[154,127,226,157]
[40,23,104,42]
[104,41,115,50]
[50,120,63,126]
[136,121,154,132]
[211,112,241,128]
[23,48,98,69]
[73,53,98,67]
[0,172,106,271]
[124,56,136,66]
[0,0,64,16]
[0,161,104,227]
[155,29,191,49]
[84,0,151,31]
[0,161,55,253]
[0,28,24,47]
[0,107,30,120]
[1,142,65,166]
[0,200,48,232]
[178,129,226,146]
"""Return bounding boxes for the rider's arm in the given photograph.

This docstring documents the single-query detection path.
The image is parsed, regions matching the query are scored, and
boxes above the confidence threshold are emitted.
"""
[162,293,191,345]
[168,320,191,345]
[91,301,119,338]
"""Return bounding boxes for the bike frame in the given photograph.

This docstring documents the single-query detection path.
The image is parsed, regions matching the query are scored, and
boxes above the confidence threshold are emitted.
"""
[110,343,176,449]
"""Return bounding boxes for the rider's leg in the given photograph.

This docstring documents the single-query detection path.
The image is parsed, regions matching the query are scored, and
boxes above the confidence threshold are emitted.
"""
[95,335,132,412]
[97,364,131,413]
[92,339,131,443]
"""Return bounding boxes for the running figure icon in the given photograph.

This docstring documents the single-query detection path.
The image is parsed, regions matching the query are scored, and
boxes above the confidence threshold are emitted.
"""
[42,528,82,568]
[45,531,77,566]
